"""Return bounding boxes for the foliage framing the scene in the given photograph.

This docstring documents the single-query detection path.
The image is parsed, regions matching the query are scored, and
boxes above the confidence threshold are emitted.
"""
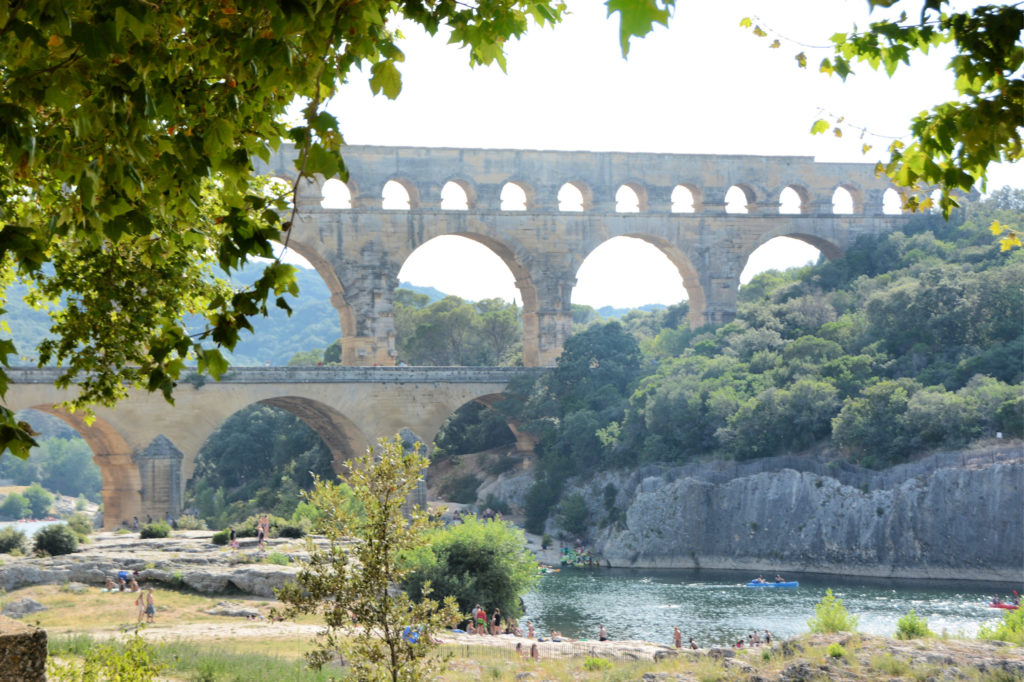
[0,0,569,460]
[275,435,460,681]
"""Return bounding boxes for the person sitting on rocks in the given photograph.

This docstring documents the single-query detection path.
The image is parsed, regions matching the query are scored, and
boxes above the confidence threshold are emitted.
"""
[129,577,139,592]
[689,637,698,650]
[104,577,117,591]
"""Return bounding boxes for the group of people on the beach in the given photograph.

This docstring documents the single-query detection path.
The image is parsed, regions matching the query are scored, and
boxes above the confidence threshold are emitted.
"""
[732,630,772,649]
[102,569,156,624]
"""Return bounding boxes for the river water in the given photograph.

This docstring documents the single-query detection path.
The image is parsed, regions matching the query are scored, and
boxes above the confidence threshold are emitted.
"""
[0,520,62,536]
[520,568,1019,648]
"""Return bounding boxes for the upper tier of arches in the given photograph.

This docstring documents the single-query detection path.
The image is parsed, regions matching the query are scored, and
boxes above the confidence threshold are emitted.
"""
[271,145,909,217]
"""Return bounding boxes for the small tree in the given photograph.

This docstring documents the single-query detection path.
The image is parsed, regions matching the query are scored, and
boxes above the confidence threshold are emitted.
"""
[0,492,30,520]
[276,435,460,681]
[34,523,78,556]
[402,515,539,619]
[23,483,54,518]
[895,609,933,640]
[557,492,590,539]
[807,588,859,633]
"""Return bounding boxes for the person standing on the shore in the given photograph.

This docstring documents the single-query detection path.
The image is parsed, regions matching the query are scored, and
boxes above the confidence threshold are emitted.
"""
[598,624,608,641]
[673,626,682,649]
[527,620,535,638]
[491,608,502,635]
[229,526,238,549]
[135,591,146,624]
[145,588,156,624]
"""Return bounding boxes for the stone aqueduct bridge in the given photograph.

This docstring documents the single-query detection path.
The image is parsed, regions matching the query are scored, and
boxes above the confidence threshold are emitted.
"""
[260,144,909,366]
[8,367,540,529]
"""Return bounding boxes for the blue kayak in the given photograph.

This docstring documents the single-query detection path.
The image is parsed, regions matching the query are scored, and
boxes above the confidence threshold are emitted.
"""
[746,580,799,588]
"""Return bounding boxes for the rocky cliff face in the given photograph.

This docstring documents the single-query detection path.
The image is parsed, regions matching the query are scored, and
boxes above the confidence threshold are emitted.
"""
[561,444,1022,581]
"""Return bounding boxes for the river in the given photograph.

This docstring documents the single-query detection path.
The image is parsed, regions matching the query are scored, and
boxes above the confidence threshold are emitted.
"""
[0,520,62,536]
[520,568,1018,648]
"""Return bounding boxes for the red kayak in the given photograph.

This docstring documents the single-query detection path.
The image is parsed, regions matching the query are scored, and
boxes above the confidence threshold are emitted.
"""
[989,603,1019,610]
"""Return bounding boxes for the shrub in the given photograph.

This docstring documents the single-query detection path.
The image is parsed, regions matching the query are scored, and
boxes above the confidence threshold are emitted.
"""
[74,495,88,511]
[47,630,163,681]
[481,493,509,516]
[34,523,78,556]
[66,512,93,539]
[0,492,30,520]
[211,529,230,546]
[173,514,207,530]
[24,483,54,518]
[0,526,27,554]
[827,642,846,659]
[557,492,589,539]
[978,606,1024,645]
[807,589,859,633]
[140,522,171,539]
[275,521,308,538]
[583,657,612,671]
[439,474,481,504]
[541,533,552,550]
[895,609,933,639]
[266,551,290,565]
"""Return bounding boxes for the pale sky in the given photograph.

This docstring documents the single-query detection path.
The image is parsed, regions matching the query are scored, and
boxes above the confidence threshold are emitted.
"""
[282,1,1022,309]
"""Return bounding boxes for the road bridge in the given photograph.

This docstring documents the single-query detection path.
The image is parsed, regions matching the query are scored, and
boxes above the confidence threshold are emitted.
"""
[257,145,911,366]
[7,367,541,529]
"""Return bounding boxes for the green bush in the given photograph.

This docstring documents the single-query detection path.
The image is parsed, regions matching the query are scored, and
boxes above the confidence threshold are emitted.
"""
[0,526,27,554]
[583,657,612,671]
[47,630,163,681]
[211,529,230,546]
[807,589,859,633]
[24,483,54,518]
[827,642,846,659]
[0,492,30,520]
[557,492,590,539]
[74,495,88,511]
[34,523,79,556]
[541,533,552,550]
[66,512,93,538]
[439,473,480,504]
[140,522,171,539]
[173,514,207,530]
[978,605,1024,645]
[895,609,933,639]
[275,521,308,538]
[266,551,290,565]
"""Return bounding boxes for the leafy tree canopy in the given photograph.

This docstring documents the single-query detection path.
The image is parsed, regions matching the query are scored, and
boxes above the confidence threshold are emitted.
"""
[0,0,567,459]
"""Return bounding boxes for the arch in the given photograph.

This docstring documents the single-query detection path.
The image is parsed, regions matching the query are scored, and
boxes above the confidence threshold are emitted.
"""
[383,178,416,210]
[671,184,699,213]
[779,185,810,214]
[615,182,647,213]
[396,233,542,365]
[574,235,703,328]
[441,180,473,210]
[500,181,531,211]
[741,232,843,282]
[321,178,352,209]
[275,235,356,341]
[437,394,534,454]
[832,185,857,215]
[558,182,587,212]
[17,405,141,530]
[726,185,755,214]
[882,187,904,215]
[256,397,369,474]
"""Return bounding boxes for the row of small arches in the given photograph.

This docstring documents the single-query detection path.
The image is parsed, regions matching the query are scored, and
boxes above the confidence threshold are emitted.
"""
[303,179,910,216]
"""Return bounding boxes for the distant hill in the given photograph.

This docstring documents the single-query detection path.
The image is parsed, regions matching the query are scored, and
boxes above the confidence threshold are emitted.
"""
[596,303,667,319]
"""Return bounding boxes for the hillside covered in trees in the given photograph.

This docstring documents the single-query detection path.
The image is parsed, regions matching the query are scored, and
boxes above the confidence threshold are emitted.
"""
[446,190,1022,531]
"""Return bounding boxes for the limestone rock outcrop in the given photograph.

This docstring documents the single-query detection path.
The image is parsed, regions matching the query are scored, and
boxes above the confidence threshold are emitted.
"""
[575,445,1022,580]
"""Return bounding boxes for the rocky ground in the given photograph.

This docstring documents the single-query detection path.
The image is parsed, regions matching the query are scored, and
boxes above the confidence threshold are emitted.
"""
[0,529,307,597]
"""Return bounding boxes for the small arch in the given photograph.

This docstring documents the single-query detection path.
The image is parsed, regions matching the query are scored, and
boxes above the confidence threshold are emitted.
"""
[573,235,693,314]
[558,182,586,212]
[441,180,471,210]
[383,179,413,210]
[615,183,646,213]
[741,233,842,284]
[500,182,529,211]
[882,188,904,215]
[321,178,352,209]
[726,185,754,214]
[671,185,697,213]
[779,185,810,215]
[832,186,855,214]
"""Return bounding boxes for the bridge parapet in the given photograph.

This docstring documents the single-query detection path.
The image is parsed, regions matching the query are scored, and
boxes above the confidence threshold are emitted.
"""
[6,366,548,386]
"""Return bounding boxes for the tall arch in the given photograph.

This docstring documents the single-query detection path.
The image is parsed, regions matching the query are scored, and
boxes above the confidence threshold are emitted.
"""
[18,405,141,530]
[743,231,843,266]
[256,397,369,474]
[576,234,705,329]
[276,234,357,349]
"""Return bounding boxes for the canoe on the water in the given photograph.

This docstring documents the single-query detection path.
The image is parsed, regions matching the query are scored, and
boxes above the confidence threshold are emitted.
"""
[989,603,1019,610]
[746,581,799,588]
